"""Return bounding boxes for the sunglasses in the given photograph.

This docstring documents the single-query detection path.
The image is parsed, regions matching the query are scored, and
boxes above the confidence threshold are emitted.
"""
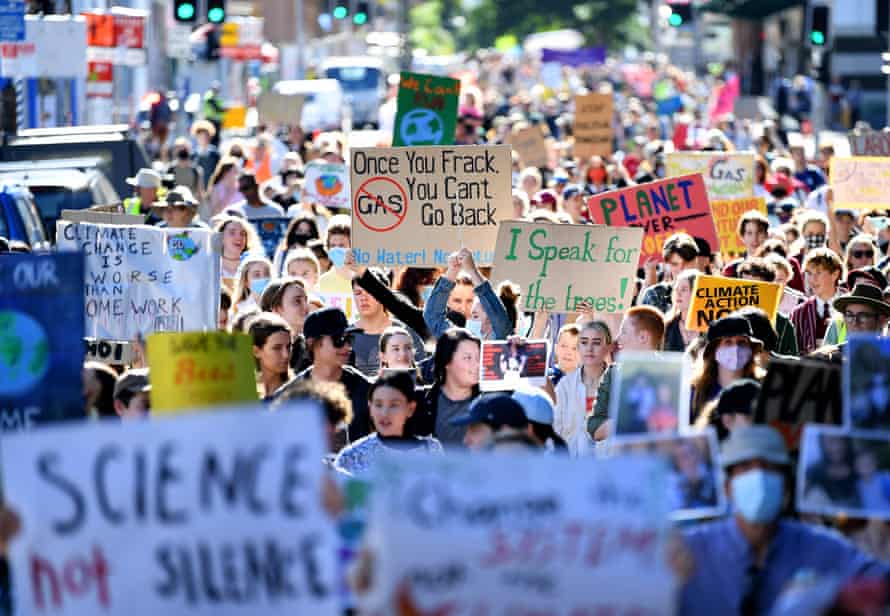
[329,333,353,348]
[851,250,874,259]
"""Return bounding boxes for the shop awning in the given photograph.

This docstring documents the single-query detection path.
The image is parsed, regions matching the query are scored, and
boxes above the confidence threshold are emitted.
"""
[700,0,804,19]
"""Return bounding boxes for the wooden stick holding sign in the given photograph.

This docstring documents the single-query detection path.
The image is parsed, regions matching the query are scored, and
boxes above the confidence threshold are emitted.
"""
[685,274,782,333]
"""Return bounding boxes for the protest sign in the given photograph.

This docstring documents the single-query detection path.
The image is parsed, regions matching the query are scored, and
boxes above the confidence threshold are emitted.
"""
[491,221,642,313]
[586,173,718,266]
[365,452,675,614]
[0,406,338,616]
[0,254,84,431]
[798,426,890,522]
[251,217,290,259]
[845,335,890,431]
[609,351,691,435]
[350,145,512,267]
[392,71,459,147]
[505,125,548,168]
[146,331,258,413]
[573,93,613,159]
[686,274,782,332]
[302,161,350,210]
[611,431,725,521]
[710,196,767,258]
[830,156,890,209]
[480,339,549,391]
[316,292,357,319]
[56,222,220,341]
[753,357,842,452]
[779,286,806,316]
[665,152,755,200]
[257,91,304,125]
[848,130,890,157]
[84,338,133,365]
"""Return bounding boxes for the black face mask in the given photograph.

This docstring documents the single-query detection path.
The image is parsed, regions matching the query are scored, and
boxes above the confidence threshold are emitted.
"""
[446,310,466,327]
[177,149,190,161]
[291,231,313,247]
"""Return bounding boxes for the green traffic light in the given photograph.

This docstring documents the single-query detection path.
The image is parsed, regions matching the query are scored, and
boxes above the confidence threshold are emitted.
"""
[811,30,825,45]
[208,7,225,22]
[668,12,683,26]
[353,12,367,24]
[176,3,195,20]
[333,5,347,19]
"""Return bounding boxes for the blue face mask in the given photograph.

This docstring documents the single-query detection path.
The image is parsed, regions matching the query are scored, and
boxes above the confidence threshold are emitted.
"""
[249,277,270,297]
[328,246,348,268]
[731,469,784,524]
[465,318,483,338]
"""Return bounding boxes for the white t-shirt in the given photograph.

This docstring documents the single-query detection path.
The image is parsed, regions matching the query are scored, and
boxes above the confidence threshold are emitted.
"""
[226,199,286,220]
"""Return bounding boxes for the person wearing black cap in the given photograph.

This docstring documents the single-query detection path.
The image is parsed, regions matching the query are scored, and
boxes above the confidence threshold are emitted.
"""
[689,316,764,423]
[694,378,759,441]
[449,394,533,451]
[113,368,151,419]
[273,307,372,443]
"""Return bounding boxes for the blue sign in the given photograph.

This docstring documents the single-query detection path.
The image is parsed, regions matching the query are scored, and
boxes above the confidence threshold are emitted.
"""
[252,217,291,260]
[0,253,85,431]
[0,0,25,43]
[540,47,606,67]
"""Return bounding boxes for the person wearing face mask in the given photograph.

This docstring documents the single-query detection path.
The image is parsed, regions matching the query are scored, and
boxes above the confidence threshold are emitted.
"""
[168,138,204,202]
[423,248,512,341]
[233,255,273,315]
[793,210,830,264]
[679,425,889,615]
[689,316,764,423]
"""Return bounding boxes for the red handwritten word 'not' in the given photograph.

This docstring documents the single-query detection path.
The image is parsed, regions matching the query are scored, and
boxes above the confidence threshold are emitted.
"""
[31,546,111,610]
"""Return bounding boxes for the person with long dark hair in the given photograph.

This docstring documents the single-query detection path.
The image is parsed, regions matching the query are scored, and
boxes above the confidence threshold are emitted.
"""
[249,313,293,398]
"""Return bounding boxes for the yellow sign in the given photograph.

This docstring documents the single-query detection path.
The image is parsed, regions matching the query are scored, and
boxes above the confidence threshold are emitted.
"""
[830,156,890,209]
[220,22,239,47]
[222,106,247,129]
[711,196,767,259]
[686,275,781,333]
[666,152,755,200]
[147,331,258,413]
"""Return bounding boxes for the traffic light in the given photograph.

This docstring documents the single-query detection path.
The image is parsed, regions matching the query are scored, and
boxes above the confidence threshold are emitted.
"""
[353,0,369,25]
[173,0,197,22]
[332,3,348,19]
[207,0,226,24]
[667,3,692,27]
[810,5,829,46]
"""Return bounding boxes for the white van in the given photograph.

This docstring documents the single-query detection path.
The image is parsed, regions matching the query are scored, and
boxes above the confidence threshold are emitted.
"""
[272,79,344,132]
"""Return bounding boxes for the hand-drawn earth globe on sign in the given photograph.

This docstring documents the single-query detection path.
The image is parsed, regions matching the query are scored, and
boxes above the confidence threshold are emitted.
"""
[399,108,444,145]
[167,232,200,261]
[315,173,344,197]
[0,310,50,395]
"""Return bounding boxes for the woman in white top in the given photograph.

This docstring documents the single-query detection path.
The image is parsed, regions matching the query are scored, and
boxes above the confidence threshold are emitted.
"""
[214,215,262,291]
[554,320,612,456]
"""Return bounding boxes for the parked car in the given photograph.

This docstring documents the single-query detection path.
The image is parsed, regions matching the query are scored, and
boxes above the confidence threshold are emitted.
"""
[0,158,120,241]
[0,183,50,250]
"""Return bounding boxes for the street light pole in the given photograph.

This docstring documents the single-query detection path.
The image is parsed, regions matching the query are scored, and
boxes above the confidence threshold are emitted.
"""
[296,0,305,79]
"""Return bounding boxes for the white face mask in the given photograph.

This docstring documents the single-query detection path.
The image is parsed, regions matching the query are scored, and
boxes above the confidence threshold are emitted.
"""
[731,469,784,524]
[465,319,483,338]
[715,344,752,371]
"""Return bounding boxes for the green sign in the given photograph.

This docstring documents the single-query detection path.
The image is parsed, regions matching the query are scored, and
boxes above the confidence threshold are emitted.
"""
[392,71,460,147]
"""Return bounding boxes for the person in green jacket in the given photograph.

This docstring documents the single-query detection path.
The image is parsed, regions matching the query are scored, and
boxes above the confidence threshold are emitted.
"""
[123,168,162,217]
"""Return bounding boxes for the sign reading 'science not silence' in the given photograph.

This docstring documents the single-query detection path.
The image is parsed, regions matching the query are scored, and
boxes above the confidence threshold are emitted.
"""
[350,145,512,267]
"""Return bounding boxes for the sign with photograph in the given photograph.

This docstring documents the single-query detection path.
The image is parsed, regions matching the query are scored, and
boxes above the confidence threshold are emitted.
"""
[608,351,691,435]
[350,145,512,267]
[364,452,675,614]
[798,426,890,522]
[491,221,642,314]
[686,274,782,332]
[845,335,890,431]
[754,357,842,452]
[586,173,717,266]
[610,430,725,521]
[479,339,549,391]
[665,152,755,200]
[0,406,339,616]
[392,71,460,147]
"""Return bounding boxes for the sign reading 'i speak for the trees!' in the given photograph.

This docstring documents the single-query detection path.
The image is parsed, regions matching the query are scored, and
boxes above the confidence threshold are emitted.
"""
[492,221,643,314]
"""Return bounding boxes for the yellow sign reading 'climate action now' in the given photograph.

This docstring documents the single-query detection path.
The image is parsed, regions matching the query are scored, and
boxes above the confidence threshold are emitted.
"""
[686,275,782,333]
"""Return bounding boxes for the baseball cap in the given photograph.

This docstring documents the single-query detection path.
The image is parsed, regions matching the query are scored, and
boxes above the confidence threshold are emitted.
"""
[562,184,582,200]
[113,368,151,400]
[512,386,554,425]
[449,395,529,429]
[714,379,761,418]
[302,307,350,340]
[720,425,790,468]
[534,190,558,209]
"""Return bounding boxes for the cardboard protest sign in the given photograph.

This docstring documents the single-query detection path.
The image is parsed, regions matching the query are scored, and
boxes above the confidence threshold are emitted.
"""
[0,406,339,616]
[492,221,642,313]
[711,196,767,258]
[779,286,806,316]
[505,125,548,168]
[798,426,890,522]
[257,91,304,125]
[350,145,512,267]
[845,335,890,431]
[753,357,842,452]
[56,222,220,341]
[316,292,357,320]
[686,274,782,332]
[251,217,290,259]
[302,161,350,210]
[573,93,613,159]
[392,71,459,147]
[611,431,725,520]
[364,452,675,614]
[609,351,691,435]
[586,173,717,266]
[665,152,755,200]
[83,338,133,365]
[830,157,890,209]
[848,130,890,157]
[0,254,84,432]
[480,339,549,391]
[147,331,258,413]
